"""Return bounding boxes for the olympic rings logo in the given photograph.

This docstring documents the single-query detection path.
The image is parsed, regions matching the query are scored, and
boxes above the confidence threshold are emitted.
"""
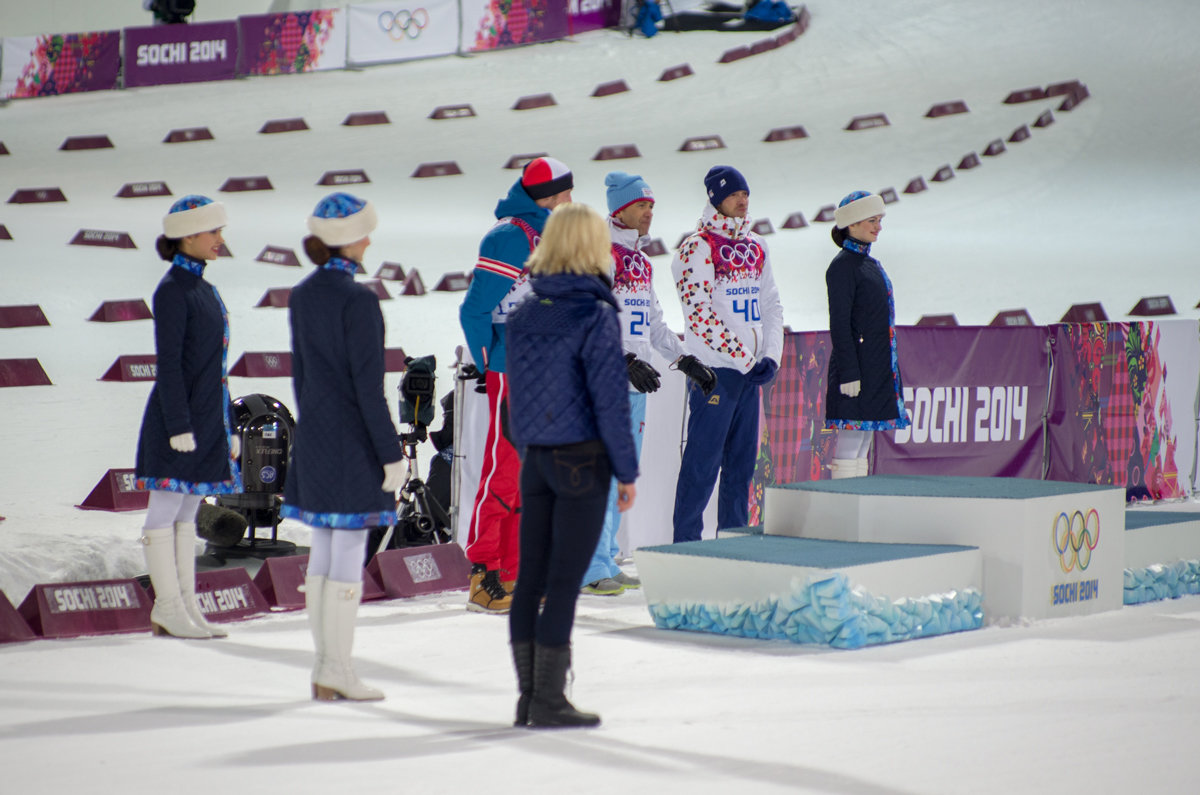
[1052,509,1100,573]
[378,8,429,40]
[718,242,762,269]
[619,253,649,281]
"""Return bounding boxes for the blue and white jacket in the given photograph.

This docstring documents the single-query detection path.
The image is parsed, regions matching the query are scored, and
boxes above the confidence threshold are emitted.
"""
[458,179,549,374]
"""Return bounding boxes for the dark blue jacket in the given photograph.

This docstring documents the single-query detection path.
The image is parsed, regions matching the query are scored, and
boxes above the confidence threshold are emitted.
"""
[282,265,403,521]
[824,247,906,423]
[506,273,639,484]
[135,261,236,492]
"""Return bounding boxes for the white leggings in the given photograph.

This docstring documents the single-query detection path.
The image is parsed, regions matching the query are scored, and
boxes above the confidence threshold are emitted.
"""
[835,430,873,460]
[143,492,204,530]
[307,528,367,583]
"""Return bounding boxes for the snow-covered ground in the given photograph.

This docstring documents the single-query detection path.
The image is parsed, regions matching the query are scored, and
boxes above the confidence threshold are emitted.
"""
[3,2,1200,792]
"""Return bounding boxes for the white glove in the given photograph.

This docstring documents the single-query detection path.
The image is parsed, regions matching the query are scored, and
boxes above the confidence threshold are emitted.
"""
[382,459,407,492]
[230,434,241,460]
[169,432,197,452]
[840,380,861,398]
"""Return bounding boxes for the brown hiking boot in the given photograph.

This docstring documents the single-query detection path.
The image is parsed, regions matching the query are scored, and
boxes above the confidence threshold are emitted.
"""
[467,565,512,614]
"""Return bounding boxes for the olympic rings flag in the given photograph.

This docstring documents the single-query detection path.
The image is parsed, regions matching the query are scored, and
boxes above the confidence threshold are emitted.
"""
[347,0,459,65]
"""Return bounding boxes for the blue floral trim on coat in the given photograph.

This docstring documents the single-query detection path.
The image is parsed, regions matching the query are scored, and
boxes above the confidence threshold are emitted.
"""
[136,476,240,495]
[280,503,398,529]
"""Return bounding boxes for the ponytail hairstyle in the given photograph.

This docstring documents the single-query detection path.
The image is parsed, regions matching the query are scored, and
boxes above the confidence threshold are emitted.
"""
[303,234,337,266]
[830,225,849,249]
[156,235,183,262]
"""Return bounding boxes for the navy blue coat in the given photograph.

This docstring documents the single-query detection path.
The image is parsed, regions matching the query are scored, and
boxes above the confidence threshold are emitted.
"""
[135,260,237,493]
[506,273,639,484]
[282,265,403,524]
[824,247,907,427]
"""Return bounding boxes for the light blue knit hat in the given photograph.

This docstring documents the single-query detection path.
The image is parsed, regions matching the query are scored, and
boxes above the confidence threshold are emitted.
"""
[605,171,655,215]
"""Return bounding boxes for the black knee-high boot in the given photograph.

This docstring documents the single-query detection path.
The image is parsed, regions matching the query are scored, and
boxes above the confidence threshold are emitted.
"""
[511,641,534,727]
[528,644,600,729]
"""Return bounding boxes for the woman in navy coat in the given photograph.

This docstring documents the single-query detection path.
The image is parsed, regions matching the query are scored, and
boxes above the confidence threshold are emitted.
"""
[281,193,406,702]
[824,191,911,478]
[135,194,239,639]
[505,203,640,729]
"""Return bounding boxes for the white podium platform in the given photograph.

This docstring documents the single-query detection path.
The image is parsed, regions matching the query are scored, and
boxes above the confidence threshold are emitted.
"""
[765,475,1126,621]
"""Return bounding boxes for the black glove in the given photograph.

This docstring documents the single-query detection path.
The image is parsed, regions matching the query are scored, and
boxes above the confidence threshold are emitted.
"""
[674,354,718,396]
[625,353,662,393]
[460,363,487,394]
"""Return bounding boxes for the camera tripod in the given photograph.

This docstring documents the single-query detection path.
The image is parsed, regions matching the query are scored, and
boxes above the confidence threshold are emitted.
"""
[371,424,452,557]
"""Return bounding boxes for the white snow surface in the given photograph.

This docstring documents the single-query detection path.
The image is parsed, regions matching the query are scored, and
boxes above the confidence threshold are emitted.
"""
[3,1,1200,792]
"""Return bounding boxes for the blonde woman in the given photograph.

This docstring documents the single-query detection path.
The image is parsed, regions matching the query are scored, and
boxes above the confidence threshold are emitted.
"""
[504,203,639,728]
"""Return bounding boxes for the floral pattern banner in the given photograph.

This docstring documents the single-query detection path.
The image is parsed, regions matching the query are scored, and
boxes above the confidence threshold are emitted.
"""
[463,0,570,52]
[1,31,120,99]
[238,9,347,75]
[1047,320,1199,501]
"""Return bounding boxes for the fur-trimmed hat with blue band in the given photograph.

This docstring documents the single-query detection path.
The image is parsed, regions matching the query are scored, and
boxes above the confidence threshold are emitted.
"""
[162,194,227,239]
[307,192,378,247]
[605,171,655,215]
[703,165,749,207]
[521,156,573,200]
[834,190,886,229]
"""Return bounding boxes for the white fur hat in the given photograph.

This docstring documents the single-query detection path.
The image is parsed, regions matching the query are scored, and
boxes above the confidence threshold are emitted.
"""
[162,195,227,238]
[307,192,378,247]
[833,191,886,229]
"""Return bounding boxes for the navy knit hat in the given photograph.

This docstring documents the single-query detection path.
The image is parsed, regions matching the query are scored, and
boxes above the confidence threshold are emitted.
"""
[605,171,655,215]
[704,165,749,207]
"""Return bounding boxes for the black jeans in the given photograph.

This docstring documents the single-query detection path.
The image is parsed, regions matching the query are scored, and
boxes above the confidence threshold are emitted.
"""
[509,440,611,647]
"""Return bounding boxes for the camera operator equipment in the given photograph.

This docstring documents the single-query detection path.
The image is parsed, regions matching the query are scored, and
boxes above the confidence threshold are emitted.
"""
[367,356,452,558]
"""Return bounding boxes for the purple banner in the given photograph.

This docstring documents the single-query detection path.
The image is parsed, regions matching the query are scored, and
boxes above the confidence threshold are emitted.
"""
[238,9,347,75]
[568,0,622,33]
[875,326,1050,478]
[123,21,239,88]
[467,0,570,52]
[1,31,120,99]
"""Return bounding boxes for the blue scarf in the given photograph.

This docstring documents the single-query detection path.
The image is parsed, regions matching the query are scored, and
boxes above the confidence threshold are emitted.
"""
[322,256,358,276]
[842,237,871,256]
[172,252,206,276]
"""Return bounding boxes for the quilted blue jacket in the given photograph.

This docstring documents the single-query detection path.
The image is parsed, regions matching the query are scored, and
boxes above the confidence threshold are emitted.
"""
[506,273,639,484]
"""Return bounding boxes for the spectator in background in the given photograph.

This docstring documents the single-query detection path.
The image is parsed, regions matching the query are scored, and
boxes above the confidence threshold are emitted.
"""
[145,0,195,24]
[135,194,239,640]
[281,193,407,702]
[505,203,639,728]
[670,166,783,543]
[823,191,910,477]
[582,172,716,596]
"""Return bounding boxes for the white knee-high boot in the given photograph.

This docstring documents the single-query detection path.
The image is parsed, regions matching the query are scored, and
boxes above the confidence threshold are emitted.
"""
[174,522,227,638]
[830,459,861,479]
[313,579,384,702]
[857,458,871,477]
[305,574,327,697]
[141,527,211,638]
